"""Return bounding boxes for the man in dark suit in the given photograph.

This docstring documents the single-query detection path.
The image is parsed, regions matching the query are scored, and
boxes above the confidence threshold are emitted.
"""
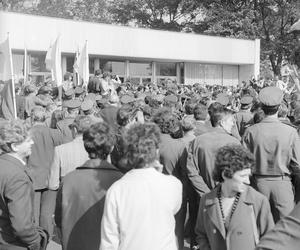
[55,122,123,250]
[27,107,63,239]
[0,120,48,249]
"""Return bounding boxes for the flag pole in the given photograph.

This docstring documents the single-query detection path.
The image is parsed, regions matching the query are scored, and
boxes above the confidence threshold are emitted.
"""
[7,33,17,119]
[23,46,27,84]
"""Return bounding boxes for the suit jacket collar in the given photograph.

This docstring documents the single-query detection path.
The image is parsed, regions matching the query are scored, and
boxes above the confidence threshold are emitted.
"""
[77,159,120,171]
[204,185,255,239]
[1,154,34,182]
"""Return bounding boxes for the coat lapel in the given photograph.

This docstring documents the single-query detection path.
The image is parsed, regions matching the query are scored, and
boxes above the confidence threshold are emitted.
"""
[227,187,254,232]
[205,187,226,239]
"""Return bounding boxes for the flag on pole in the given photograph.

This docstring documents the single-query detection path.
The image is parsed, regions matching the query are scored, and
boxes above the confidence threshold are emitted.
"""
[73,48,79,86]
[77,41,89,87]
[45,36,62,86]
[0,35,17,120]
[23,47,27,83]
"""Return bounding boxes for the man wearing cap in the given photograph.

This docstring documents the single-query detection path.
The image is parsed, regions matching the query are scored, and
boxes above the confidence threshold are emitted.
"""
[24,85,50,119]
[243,86,300,222]
[81,99,103,123]
[74,87,85,101]
[98,95,119,133]
[56,99,81,143]
[235,95,254,136]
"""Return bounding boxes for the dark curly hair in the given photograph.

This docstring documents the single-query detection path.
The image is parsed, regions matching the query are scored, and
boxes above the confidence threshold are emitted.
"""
[213,144,255,182]
[0,120,29,155]
[124,123,161,169]
[83,122,116,160]
[152,108,179,134]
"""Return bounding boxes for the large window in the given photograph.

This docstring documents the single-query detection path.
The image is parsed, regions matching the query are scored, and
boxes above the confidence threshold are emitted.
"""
[100,60,125,76]
[12,53,24,81]
[66,56,75,73]
[129,62,152,76]
[30,54,49,73]
[89,58,95,74]
[156,62,176,76]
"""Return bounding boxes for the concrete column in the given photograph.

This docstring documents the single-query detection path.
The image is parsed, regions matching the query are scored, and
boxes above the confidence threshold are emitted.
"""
[254,39,260,80]
[125,60,130,80]
[176,63,181,84]
[152,61,156,84]
[61,56,67,74]
[94,58,100,71]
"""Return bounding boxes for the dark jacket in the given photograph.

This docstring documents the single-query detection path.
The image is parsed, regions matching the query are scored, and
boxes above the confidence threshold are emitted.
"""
[256,202,300,250]
[0,154,46,249]
[55,159,123,250]
[196,185,274,250]
[27,125,63,190]
[187,128,240,196]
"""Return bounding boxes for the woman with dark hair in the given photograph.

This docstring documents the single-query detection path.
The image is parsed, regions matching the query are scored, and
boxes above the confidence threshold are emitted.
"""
[101,123,182,250]
[195,145,274,250]
[0,120,49,250]
[55,122,123,250]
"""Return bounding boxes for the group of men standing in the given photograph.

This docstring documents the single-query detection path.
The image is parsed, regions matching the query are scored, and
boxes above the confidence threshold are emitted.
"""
[1,65,300,250]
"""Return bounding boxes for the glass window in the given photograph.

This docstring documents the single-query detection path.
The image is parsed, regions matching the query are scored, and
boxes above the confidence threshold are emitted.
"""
[129,62,152,76]
[30,54,49,72]
[100,60,125,76]
[89,58,94,74]
[12,54,24,80]
[66,56,75,73]
[156,62,176,76]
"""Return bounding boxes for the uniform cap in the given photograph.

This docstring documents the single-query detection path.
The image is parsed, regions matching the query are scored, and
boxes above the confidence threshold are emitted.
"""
[64,88,75,97]
[64,99,82,110]
[164,94,178,103]
[85,93,96,101]
[120,95,135,104]
[74,87,84,95]
[259,87,283,106]
[240,95,253,105]
[38,85,52,94]
[81,99,94,112]
[216,93,230,106]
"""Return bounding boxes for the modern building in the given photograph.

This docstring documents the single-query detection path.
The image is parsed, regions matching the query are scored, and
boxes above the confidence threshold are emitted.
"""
[0,11,260,86]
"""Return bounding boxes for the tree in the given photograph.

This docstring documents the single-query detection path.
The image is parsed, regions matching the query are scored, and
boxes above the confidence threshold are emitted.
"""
[108,0,203,31]
[194,0,300,76]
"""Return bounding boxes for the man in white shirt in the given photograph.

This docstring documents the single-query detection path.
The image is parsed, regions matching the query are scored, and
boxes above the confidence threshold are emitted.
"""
[101,123,182,250]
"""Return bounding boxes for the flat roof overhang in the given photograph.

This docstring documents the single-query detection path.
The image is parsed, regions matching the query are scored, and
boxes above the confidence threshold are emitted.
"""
[1,11,258,65]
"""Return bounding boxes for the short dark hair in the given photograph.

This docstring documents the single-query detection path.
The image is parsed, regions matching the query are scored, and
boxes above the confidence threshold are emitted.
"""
[184,100,196,115]
[69,115,94,134]
[209,104,233,127]
[152,108,179,134]
[83,122,115,160]
[194,103,208,121]
[117,104,139,127]
[213,145,254,182]
[124,123,161,169]
[261,104,279,115]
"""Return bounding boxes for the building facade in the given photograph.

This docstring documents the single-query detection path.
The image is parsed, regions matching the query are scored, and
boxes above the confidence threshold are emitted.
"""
[0,11,260,86]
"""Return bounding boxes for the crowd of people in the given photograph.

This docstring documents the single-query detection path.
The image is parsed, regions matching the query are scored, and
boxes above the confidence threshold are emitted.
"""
[1,69,300,250]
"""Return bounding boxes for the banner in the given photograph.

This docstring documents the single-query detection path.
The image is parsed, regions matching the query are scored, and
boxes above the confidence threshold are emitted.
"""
[77,41,89,87]
[0,35,17,120]
[45,36,62,86]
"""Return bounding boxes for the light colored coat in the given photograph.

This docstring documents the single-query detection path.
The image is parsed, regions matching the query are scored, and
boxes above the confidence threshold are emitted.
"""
[48,136,89,190]
[195,185,274,250]
[100,168,182,250]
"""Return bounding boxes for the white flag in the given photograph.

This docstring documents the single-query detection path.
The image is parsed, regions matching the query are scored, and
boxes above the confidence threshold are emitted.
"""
[77,41,89,87]
[44,36,62,86]
[0,35,17,119]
